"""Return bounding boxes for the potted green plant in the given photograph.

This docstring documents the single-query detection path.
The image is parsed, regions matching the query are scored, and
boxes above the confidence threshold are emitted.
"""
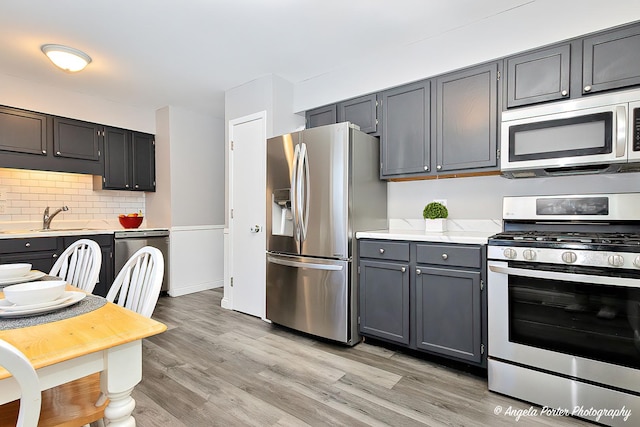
[423,201,448,232]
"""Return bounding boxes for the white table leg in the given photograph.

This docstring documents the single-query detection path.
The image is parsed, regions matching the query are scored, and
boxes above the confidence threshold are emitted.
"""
[100,340,142,426]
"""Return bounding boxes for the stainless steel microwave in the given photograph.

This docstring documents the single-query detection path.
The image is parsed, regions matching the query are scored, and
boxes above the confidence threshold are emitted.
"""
[501,89,640,178]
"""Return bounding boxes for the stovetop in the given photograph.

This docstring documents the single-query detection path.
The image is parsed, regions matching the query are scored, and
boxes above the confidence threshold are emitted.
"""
[489,231,640,247]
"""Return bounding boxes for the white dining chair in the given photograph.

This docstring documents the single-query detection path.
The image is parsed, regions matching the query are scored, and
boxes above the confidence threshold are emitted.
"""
[0,339,41,427]
[106,246,164,318]
[49,239,102,293]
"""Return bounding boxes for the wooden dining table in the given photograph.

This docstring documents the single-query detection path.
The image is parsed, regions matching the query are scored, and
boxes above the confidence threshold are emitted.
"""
[0,285,166,426]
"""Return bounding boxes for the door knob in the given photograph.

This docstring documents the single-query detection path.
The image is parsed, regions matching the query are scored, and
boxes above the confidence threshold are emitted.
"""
[250,225,261,233]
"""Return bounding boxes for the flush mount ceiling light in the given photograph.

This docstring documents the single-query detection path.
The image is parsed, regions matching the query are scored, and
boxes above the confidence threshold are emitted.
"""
[41,44,92,72]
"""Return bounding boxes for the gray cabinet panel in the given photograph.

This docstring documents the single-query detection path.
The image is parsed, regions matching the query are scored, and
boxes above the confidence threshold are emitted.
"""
[0,237,62,274]
[103,127,130,190]
[360,240,409,262]
[306,105,336,129]
[415,266,482,363]
[416,244,482,269]
[0,106,47,155]
[63,234,114,297]
[53,117,101,161]
[337,94,378,134]
[131,132,156,191]
[381,81,430,176]
[435,63,498,172]
[583,25,640,94]
[506,44,571,108]
[359,259,410,345]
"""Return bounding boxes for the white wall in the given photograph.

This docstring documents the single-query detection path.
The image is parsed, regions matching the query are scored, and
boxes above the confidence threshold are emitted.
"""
[150,106,226,296]
[294,1,640,112]
[0,73,154,132]
[389,172,640,221]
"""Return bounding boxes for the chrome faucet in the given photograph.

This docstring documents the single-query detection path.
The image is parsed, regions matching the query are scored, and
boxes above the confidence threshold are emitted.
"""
[42,206,69,230]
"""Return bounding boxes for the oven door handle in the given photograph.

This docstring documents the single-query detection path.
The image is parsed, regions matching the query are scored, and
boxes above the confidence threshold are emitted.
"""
[489,264,640,288]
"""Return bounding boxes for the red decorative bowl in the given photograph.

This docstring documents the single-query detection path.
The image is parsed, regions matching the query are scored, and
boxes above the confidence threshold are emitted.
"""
[118,215,143,229]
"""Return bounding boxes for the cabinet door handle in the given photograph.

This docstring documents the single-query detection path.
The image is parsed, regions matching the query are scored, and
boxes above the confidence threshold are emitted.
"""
[25,242,31,248]
[561,90,568,96]
[52,253,58,258]
[56,151,61,155]
[436,165,442,171]
[379,248,385,254]
[423,166,429,171]
[584,85,592,92]
[416,269,422,275]
[401,267,406,273]
[442,253,448,260]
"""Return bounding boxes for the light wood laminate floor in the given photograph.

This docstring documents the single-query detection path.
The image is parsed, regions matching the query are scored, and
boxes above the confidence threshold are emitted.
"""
[132,289,592,426]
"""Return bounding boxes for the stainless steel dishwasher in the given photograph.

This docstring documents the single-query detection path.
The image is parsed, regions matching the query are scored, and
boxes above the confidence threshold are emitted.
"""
[114,229,170,292]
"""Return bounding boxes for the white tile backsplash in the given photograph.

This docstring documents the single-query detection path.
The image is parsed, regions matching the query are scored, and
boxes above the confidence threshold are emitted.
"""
[0,168,144,223]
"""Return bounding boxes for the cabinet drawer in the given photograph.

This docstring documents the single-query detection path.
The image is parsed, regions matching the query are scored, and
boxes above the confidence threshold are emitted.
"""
[360,240,409,262]
[416,244,482,268]
[63,234,113,248]
[0,237,60,254]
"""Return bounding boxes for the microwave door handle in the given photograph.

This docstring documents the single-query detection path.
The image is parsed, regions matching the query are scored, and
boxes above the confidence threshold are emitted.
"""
[489,264,640,288]
[616,105,627,157]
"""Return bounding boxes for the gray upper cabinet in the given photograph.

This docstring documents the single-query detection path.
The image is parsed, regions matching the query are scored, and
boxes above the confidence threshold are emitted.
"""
[0,106,48,156]
[337,94,379,134]
[53,117,101,161]
[103,128,156,192]
[380,80,431,177]
[583,24,640,95]
[305,105,336,129]
[505,44,571,108]
[435,62,499,173]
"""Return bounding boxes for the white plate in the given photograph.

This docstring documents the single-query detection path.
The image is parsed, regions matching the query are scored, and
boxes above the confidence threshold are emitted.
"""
[0,291,85,318]
[0,270,46,286]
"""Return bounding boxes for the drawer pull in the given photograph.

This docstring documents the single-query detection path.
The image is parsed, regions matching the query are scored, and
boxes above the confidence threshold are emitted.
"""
[52,253,58,258]
[442,253,448,260]
[25,242,31,248]
[416,269,422,275]
[401,267,406,273]
[379,248,385,254]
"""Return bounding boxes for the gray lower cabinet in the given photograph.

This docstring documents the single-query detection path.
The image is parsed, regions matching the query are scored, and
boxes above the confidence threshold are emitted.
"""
[505,44,571,108]
[359,259,410,344]
[358,239,487,367]
[380,80,431,177]
[305,105,337,129]
[337,94,379,134]
[414,266,482,364]
[583,24,640,95]
[0,237,62,274]
[435,63,499,173]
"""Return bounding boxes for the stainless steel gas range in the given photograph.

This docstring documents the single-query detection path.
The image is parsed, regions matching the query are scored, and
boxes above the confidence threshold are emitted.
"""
[487,193,640,426]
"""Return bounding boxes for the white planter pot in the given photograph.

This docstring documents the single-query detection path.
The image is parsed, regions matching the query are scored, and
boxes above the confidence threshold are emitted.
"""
[425,218,447,233]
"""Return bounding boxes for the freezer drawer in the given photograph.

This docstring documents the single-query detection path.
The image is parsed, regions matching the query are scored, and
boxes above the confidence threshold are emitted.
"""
[266,254,350,343]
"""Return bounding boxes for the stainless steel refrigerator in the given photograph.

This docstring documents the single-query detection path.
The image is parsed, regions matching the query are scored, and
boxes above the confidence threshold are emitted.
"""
[266,122,387,345]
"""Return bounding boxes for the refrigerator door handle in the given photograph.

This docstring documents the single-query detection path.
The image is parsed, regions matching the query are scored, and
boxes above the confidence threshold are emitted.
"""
[291,144,301,242]
[299,142,310,242]
[267,255,344,271]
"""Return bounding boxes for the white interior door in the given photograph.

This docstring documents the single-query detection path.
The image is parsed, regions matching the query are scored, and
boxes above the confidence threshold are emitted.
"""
[229,112,266,318]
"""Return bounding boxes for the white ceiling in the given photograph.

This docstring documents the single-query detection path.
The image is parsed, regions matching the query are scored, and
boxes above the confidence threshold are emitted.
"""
[0,1,638,120]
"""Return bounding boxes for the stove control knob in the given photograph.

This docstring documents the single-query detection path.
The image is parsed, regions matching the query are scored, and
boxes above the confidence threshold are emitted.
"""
[634,256,640,268]
[561,251,577,264]
[608,254,624,267]
[503,248,517,259]
[523,249,536,261]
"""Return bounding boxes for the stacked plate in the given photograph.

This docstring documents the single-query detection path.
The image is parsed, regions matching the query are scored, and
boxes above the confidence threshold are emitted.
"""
[0,263,46,287]
[0,291,85,318]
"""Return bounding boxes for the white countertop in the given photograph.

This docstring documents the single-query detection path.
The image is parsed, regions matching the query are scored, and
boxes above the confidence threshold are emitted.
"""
[0,220,168,239]
[356,219,502,245]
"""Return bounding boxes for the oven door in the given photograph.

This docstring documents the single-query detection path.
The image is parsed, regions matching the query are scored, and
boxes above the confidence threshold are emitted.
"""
[488,260,640,393]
